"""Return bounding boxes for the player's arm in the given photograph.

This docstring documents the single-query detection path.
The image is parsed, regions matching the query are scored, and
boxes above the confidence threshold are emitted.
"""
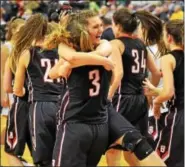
[13,50,30,97]
[3,58,13,93]
[143,54,175,100]
[91,40,112,57]
[1,58,12,107]
[50,41,113,79]
[49,58,72,79]
[1,46,11,107]
[143,78,162,96]
[153,54,175,104]
[108,39,124,100]
[146,51,161,87]
[58,43,113,70]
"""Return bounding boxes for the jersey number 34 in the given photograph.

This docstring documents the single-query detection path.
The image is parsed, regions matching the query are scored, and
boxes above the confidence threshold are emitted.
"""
[132,49,146,73]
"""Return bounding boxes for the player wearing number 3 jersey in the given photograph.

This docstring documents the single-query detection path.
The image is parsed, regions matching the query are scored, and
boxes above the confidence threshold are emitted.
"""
[46,11,114,167]
[13,14,65,166]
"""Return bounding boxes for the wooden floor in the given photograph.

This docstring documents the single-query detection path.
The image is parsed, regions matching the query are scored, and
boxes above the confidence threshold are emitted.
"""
[0,116,127,166]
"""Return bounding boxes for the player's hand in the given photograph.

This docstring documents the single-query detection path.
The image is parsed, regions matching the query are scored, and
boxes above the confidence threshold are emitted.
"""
[58,61,71,79]
[104,58,114,71]
[143,78,156,96]
[153,101,161,119]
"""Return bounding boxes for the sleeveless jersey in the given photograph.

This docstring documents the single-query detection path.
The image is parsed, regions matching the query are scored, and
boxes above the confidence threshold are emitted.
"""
[61,66,110,124]
[115,36,147,95]
[168,50,184,110]
[27,46,64,102]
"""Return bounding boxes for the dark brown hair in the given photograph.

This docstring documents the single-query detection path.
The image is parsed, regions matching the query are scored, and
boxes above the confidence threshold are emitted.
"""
[165,19,184,47]
[135,10,167,56]
[113,8,139,33]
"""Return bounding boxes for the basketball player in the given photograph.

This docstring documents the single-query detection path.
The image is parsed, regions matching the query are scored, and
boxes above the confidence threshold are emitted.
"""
[2,19,32,166]
[47,10,166,167]
[106,8,163,166]
[12,14,67,166]
[46,12,115,167]
[143,19,184,167]
[1,18,25,147]
[1,18,24,110]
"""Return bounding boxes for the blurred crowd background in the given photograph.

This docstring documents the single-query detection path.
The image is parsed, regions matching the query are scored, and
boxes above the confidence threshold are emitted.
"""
[0,0,184,42]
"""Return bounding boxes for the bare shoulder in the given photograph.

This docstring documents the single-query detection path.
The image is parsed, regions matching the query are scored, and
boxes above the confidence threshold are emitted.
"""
[161,54,176,70]
[99,39,111,46]
[110,39,124,52]
[19,49,31,68]
[161,54,175,62]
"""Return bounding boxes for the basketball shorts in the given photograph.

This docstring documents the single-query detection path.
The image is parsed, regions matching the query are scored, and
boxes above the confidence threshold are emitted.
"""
[4,97,31,156]
[155,107,184,167]
[29,101,59,165]
[52,122,108,167]
[107,101,136,146]
[113,94,149,136]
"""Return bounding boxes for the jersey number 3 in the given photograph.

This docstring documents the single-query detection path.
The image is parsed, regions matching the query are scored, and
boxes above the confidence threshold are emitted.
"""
[89,70,100,97]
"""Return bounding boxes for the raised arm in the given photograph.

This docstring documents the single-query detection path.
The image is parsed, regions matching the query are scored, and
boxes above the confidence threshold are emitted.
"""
[49,58,72,79]
[58,42,113,69]
[49,40,114,79]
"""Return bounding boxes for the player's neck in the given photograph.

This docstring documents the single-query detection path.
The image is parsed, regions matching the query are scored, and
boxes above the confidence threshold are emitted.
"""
[117,32,137,39]
[169,44,183,51]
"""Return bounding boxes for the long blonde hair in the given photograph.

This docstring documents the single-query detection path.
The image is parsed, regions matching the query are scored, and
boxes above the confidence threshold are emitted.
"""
[9,14,47,74]
[45,10,98,52]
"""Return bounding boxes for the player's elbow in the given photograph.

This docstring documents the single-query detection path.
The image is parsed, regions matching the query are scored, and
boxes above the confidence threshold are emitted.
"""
[13,88,24,97]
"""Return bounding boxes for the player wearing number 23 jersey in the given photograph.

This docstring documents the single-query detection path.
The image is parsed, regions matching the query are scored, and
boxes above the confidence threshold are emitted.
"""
[26,46,64,166]
[112,36,150,138]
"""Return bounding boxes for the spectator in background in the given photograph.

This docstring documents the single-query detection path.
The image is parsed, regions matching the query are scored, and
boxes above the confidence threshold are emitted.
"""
[101,13,115,41]
[170,4,184,20]
[0,7,6,42]
[99,5,109,16]
[89,0,100,12]
[1,0,19,22]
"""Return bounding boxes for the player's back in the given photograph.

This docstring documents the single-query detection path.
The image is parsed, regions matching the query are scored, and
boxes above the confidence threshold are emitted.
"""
[27,46,64,102]
[168,50,184,109]
[62,65,109,124]
[116,36,147,95]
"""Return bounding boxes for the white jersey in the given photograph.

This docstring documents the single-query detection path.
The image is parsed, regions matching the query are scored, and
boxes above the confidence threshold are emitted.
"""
[147,44,168,117]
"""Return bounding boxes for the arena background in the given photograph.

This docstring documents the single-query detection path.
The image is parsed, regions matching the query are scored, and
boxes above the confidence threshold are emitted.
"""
[0,0,184,166]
